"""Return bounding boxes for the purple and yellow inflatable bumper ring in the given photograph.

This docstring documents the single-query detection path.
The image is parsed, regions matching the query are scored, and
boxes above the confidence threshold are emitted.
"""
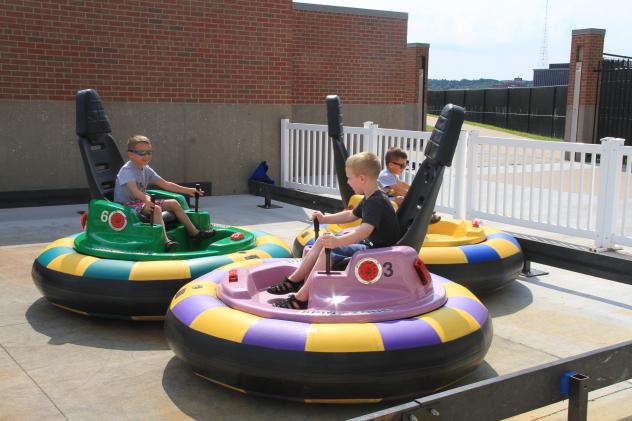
[165,99,493,402]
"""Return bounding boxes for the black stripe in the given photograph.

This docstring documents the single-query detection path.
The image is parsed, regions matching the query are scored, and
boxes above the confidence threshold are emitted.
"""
[165,310,493,402]
[31,260,188,318]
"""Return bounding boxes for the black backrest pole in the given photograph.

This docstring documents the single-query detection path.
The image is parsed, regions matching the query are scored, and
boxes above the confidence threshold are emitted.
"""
[326,95,354,206]
[396,104,465,253]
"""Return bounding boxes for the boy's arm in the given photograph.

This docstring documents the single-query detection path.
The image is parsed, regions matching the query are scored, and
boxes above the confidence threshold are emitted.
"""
[323,223,374,248]
[126,182,152,206]
[319,209,358,224]
[153,179,203,197]
[389,181,408,197]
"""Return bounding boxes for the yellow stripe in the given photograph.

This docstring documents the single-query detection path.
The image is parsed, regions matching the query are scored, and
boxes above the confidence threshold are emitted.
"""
[419,247,468,264]
[305,323,384,352]
[305,398,383,404]
[219,259,265,271]
[47,253,100,276]
[170,281,218,309]
[418,307,480,342]
[443,281,482,303]
[190,307,260,342]
[130,260,191,281]
[42,236,76,253]
[482,226,501,235]
[486,238,521,258]
[196,373,247,394]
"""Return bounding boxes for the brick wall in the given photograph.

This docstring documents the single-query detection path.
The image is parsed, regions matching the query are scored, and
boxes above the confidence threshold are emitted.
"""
[0,1,427,194]
[1,0,293,102]
[291,4,416,104]
[567,29,605,108]
[1,1,422,105]
[565,28,605,143]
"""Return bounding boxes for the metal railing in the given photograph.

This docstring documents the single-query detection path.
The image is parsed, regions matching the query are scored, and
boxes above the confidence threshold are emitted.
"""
[280,119,632,249]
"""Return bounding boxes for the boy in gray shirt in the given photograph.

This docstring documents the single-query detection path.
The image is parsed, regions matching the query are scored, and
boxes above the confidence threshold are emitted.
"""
[114,135,214,251]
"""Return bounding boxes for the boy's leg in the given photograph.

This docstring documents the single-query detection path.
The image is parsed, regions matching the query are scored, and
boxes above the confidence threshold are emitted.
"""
[162,199,198,236]
[288,236,324,281]
[140,203,169,241]
[294,248,327,301]
[294,243,368,302]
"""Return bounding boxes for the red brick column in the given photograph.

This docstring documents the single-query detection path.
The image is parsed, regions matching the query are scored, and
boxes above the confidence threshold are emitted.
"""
[565,28,605,143]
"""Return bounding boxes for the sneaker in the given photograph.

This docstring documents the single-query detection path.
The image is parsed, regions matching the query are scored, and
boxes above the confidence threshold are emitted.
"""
[430,212,442,224]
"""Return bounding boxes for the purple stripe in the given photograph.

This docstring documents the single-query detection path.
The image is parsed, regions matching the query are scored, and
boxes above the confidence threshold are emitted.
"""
[242,318,309,351]
[172,294,225,326]
[376,318,442,350]
[195,268,228,283]
[444,296,488,326]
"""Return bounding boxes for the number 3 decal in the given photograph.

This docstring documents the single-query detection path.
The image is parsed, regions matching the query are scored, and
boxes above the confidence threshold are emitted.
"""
[383,262,393,277]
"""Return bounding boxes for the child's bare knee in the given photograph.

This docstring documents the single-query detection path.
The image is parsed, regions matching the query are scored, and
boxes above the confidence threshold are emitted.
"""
[163,199,181,211]
[153,204,163,213]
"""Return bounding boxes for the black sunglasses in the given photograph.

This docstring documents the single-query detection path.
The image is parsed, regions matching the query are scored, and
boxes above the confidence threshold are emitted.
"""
[389,161,407,169]
[129,149,153,156]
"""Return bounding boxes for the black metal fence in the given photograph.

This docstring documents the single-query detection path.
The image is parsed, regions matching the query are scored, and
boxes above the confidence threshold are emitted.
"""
[596,54,632,145]
[428,86,567,138]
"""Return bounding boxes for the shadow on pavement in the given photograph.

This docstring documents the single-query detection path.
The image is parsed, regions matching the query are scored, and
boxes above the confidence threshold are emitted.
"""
[479,280,534,318]
[25,297,168,351]
[161,357,405,420]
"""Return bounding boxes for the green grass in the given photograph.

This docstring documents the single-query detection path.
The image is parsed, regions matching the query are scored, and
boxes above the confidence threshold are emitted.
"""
[426,114,561,141]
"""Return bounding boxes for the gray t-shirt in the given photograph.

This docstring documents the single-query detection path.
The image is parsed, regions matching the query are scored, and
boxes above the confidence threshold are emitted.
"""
[113,161,161,203]
[378,168,399,189]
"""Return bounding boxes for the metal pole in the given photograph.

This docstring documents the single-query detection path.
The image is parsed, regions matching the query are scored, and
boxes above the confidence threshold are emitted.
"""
[567,373,589,421]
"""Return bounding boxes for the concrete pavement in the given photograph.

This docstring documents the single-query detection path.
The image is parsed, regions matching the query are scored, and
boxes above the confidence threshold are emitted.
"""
[1,195,631,420]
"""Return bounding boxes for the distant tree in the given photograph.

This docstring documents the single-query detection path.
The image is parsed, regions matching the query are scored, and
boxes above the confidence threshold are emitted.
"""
[429,78,532,90]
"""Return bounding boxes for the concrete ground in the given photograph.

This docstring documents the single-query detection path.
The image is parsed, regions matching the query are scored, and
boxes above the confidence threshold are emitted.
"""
[1,195,632,420]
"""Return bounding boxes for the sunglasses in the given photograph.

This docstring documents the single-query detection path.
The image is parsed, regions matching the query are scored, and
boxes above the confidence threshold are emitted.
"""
[129,149,153,156]
[389,161,407,169]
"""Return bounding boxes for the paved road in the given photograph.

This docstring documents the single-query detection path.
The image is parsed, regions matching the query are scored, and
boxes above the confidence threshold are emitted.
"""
[1,195,632,420]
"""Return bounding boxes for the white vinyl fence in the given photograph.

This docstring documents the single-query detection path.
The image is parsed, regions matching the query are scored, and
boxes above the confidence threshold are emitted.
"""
[280,119,632,250]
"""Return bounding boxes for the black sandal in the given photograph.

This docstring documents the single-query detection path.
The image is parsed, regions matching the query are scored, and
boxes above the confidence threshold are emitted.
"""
[192,229,216,241]
[274,294,308,310]
[266,277,304,295]
[165,239,179,252]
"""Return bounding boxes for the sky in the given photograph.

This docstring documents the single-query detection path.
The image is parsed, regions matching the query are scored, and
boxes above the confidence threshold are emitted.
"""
[295,0,629,81]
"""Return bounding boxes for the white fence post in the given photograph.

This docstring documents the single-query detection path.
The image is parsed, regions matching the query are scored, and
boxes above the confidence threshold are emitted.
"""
[595,137,625,249]
[453,130,468,219]
[363,121,379,155]
[280,118,290,187]
[465,131,479,219]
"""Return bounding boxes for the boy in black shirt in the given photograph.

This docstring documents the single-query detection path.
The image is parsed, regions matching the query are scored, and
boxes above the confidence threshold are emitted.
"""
[269,152,399,309]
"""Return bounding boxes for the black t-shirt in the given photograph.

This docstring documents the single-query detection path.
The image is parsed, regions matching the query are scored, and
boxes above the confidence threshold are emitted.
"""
[352,190,399,248]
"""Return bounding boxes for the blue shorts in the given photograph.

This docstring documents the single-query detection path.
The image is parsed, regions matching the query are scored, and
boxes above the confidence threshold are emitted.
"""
[330,243,370,264]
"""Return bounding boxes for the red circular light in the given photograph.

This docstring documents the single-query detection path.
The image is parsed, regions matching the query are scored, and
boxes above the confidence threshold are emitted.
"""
[354,258,382,284]
[230,232,245,241]
[109,211,127,231]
